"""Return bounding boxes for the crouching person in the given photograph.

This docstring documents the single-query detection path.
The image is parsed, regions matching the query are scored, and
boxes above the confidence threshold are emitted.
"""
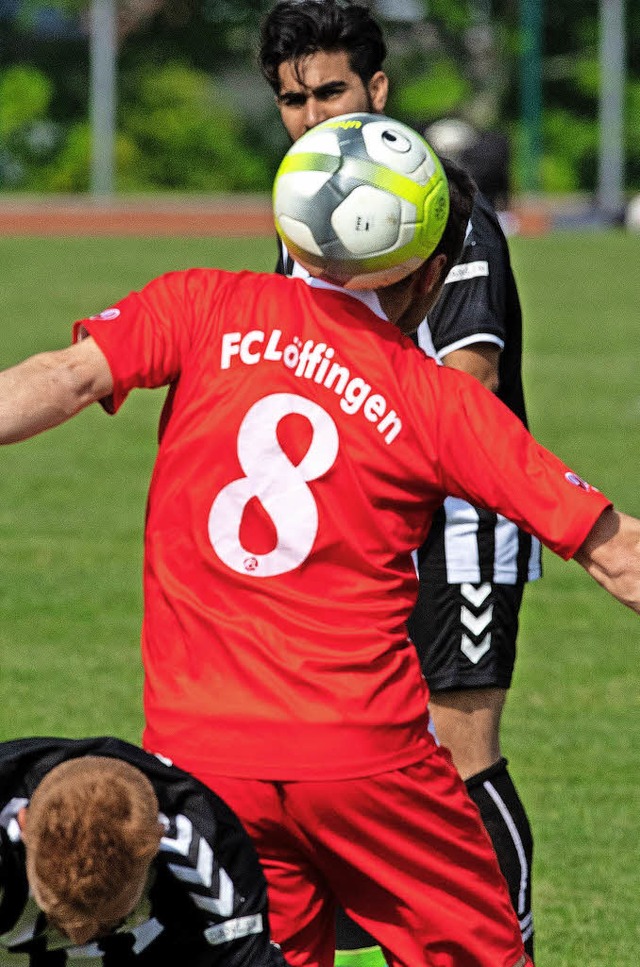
[0,736,287,966]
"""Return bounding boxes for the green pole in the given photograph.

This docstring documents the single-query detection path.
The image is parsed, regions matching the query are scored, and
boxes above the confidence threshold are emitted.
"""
[519,0,543,192]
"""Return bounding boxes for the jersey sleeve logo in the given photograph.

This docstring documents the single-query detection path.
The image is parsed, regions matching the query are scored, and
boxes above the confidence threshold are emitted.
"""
[444,260,489,284]
[88,308,121,321]
[208,392,339,577]
[564,471,592,492]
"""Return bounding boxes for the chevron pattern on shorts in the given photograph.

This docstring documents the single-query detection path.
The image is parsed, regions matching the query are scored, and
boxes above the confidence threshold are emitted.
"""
[459,583,493,664]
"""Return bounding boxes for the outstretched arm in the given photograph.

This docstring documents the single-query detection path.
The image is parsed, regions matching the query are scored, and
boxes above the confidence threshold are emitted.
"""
[574,507,640,613]
[0,337,112,444]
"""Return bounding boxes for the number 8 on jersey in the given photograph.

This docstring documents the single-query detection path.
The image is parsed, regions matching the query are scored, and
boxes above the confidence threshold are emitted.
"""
[208,393,339,577]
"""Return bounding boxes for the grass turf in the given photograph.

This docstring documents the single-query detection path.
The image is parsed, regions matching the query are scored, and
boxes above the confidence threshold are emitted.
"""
[1,229,639,963]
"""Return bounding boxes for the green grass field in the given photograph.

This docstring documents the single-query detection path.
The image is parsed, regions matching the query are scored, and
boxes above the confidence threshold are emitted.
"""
[1,230,639,964]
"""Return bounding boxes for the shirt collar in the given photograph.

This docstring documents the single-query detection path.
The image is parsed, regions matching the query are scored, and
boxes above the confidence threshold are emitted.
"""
[302,275,389,321]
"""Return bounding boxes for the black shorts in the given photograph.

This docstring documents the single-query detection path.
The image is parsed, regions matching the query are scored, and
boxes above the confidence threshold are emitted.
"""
[407,576,525,692]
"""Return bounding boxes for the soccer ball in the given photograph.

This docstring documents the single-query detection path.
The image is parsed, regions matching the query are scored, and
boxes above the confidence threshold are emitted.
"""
[273,112,449,290]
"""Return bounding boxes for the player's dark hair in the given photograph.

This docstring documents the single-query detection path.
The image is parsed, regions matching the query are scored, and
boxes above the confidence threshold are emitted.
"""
[429,156,477,269]
[259,0,387,93]
[380,157,476,299]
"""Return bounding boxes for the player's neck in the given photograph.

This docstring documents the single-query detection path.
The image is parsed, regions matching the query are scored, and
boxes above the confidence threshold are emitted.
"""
[376,256,447,335]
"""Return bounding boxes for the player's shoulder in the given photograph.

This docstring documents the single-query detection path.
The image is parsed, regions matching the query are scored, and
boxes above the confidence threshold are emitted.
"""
[466,192,508,251]
[0,737,83,798]
[0,737,153,798]
[0,737,180,803]
[215,268,306,304]
[145,267,284,302]
[397,336,446,402]
[129,749,249,843]
[0,736,242,841]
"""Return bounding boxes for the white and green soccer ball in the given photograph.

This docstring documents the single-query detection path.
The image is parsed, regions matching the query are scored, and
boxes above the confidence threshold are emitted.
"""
[273,112,449,290]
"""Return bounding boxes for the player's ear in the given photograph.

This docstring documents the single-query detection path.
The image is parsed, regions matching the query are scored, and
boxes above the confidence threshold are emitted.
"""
[421,254,447,295]
[131,819,164,863]
[368,71,388,113]
[17,806,30,842]
[412,254,448,314]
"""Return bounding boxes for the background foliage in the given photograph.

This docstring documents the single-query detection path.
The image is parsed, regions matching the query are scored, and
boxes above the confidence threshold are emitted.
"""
[0,0,639,194]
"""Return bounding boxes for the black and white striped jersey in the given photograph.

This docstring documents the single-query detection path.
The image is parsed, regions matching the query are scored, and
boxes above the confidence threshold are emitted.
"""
[413,192,541,586]
[0,737,286,967]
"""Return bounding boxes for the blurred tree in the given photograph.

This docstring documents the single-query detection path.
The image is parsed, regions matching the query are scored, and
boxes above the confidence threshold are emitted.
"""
[0,64,57,186]
[120,61,270,190]
[1,0,639,194]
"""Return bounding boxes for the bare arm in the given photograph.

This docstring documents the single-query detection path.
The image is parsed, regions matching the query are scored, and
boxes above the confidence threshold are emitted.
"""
[441,343,501,393]
[574,507,640,613]
[0,337,113,444]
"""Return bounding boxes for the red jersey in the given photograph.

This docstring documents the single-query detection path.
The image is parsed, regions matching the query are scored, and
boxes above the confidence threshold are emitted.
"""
[75,270,611,780]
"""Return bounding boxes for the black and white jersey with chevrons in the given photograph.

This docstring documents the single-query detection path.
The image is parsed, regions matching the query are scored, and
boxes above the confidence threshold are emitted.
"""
[0,737,283,966]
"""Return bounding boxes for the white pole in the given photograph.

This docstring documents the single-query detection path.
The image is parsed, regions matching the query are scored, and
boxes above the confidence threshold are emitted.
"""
[89,0,117,197]
[598,0,625,218]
